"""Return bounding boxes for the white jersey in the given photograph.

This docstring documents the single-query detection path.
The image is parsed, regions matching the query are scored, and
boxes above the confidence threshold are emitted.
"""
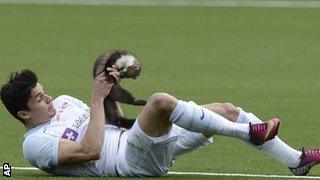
[23,95,122,176]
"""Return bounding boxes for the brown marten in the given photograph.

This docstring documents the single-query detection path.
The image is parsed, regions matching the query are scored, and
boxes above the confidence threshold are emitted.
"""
[93,50,146,129]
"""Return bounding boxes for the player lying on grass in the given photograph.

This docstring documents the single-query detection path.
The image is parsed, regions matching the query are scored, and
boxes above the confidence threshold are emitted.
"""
[1,69,319,177]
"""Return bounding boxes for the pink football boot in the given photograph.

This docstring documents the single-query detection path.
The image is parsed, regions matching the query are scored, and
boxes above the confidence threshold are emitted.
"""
[249,118,281,146]
[290,148,320,176]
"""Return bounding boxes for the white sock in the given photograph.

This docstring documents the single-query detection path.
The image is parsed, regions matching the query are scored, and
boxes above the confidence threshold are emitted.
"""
[169,100,250,141]
[237,108,301,168]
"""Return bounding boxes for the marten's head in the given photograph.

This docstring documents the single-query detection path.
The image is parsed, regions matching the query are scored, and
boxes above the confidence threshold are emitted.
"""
[93,50,141,80]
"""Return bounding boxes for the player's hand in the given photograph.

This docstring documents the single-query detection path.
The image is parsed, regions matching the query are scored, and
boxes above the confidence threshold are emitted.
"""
[92,71,114,99]
[106,65,121,84]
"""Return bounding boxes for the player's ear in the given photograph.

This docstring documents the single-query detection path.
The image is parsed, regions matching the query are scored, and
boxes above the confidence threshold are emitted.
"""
[17,110,31,121]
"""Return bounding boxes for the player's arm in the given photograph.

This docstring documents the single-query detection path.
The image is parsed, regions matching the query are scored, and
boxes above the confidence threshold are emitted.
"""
[58,68,120,165]
[58,95,106,165]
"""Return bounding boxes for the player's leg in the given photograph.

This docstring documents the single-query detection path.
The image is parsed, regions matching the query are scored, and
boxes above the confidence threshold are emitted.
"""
[199,102,238,138]
[138,93,279,145]
[203,102,320,176]
[139,93,248,139]
[139,93,250,139]
[202,102,239,122]
[137,93,176,137]
[203,102,300,166]
[236,108,320,175]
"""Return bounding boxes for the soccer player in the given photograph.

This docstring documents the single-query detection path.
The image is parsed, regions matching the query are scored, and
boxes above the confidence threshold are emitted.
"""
[0,69,319,177]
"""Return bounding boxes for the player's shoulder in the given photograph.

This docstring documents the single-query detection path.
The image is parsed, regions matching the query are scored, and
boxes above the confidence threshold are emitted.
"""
[23,133,60,169]
[23,133,50,145]
[23,133,57,156]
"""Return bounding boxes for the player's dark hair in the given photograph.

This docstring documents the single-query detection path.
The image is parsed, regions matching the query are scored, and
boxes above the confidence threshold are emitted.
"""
[0,69,38,124]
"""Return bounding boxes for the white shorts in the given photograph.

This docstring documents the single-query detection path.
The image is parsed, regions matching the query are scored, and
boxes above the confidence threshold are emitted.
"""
[115,120,213,176]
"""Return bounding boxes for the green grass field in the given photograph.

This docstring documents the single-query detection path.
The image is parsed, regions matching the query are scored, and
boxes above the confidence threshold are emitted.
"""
[1,2,320,179]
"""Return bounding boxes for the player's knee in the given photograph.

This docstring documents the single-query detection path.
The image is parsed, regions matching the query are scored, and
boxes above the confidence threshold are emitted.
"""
[148,92,177,113]
[221,102,239,122]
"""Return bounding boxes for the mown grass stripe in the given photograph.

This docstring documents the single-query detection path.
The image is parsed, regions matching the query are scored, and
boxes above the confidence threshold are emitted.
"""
[1,0,320,8]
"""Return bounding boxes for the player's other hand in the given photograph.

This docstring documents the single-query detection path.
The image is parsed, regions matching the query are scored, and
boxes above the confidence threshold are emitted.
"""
[106,65,121,84]
[92,71,114,99]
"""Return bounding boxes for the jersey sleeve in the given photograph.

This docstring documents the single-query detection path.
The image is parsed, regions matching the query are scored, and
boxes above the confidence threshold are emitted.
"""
[23,134,60,170]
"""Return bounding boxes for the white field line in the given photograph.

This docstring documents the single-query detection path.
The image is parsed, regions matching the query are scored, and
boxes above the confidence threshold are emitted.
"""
[1,166,320,179]
[1,0,320,8]
[168,171,320,179]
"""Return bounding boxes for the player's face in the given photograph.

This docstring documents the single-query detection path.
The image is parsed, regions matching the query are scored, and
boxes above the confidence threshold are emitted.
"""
[26,83,56,123]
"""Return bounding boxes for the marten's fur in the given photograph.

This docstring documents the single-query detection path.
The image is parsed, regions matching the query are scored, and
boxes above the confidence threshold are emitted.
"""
[93,50,146,128]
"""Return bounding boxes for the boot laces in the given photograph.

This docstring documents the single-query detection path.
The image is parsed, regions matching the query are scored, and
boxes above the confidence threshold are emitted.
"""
[301,147,320,159]
[252,123,266,132]
[306,149,320,156]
